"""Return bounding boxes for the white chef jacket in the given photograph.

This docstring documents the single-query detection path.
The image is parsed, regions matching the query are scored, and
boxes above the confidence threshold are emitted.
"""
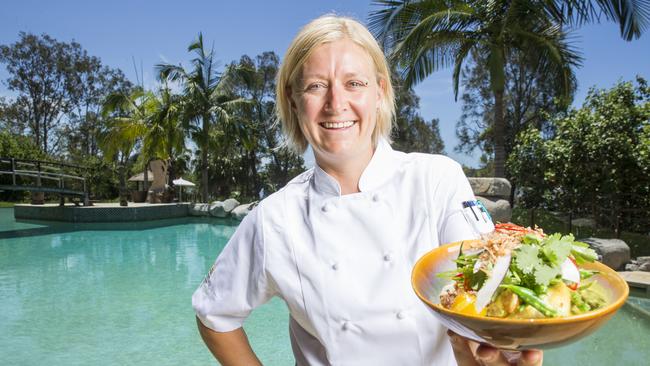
[192,139,477,366]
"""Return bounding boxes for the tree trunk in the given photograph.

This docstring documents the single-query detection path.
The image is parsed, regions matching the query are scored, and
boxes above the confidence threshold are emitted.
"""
[143,162,149,192]
[201,114,210,203]
[493,89,506,177]
[119,164,128,207]
[167,158,175,200]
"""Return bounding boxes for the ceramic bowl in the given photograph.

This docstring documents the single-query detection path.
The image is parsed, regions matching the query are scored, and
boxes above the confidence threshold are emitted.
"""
[411,240,629,350]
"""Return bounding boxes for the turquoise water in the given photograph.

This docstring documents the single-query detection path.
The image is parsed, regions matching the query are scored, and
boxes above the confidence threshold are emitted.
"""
[1,207,649,365]
[0,208,292,365]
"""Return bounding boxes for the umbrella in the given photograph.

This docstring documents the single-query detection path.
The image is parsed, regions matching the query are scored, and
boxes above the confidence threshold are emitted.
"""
[172,177,195,202]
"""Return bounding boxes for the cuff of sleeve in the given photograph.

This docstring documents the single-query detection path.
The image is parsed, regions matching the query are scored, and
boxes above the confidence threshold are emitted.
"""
[195,312,246,333]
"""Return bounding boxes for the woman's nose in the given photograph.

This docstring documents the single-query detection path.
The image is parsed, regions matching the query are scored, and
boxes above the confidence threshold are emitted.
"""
[324,82,347,113]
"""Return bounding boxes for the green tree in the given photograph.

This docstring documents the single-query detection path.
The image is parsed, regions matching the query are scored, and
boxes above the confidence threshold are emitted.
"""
[228,52,305,197]
[0,96,29,135]
[65,61,132,160]
[369,0,648,177]
[391,71,445,154]
[101,87,156,205]
[146,84,186,186]
[508,77,650,234]
[157,33,251,202]
[0,130,46,201]
[0,33,89,154]
[456,47,576,196]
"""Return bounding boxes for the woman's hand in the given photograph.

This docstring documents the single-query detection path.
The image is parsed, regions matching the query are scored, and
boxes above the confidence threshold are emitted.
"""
[448,330,543,366]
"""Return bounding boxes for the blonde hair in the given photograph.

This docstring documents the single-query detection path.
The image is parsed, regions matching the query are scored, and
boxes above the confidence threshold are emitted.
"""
[276,14,395,153]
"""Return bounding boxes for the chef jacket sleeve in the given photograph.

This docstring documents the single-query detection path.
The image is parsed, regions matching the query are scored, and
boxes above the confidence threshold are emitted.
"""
[438,161,479,244]
[192,205,276,332]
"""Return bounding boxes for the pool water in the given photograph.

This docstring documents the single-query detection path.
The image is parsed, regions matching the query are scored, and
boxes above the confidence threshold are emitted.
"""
[0,208,292,365]
[1,207,649,365]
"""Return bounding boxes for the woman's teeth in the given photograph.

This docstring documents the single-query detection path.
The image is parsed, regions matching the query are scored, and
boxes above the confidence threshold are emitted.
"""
[321,121,355,129]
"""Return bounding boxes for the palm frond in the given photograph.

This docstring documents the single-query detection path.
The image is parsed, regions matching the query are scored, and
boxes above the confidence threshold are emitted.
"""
[452,39,477,100]
[548,0,650,40]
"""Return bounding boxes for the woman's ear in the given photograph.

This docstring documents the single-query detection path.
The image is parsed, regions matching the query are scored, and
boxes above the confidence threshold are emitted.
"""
[376,78,385,104]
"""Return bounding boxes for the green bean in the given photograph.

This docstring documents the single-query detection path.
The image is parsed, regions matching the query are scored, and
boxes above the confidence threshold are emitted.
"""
[499,284,559,318]
[571,245,598,263]
[579,269,598,280]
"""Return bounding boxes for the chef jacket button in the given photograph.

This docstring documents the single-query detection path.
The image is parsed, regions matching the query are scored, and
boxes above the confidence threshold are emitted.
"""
[383,253,392,262]
[372,193,380,202]
[342,321,350,330]
[396,311,406,320]
[331,262,339,271]
[321,203,330,213]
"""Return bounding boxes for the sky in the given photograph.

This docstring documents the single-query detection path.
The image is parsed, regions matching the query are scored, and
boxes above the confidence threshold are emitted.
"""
[2,0,649,167]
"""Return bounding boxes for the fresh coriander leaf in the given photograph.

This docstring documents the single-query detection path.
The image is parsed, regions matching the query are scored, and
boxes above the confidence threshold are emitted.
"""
[515,245,542,275]
[521,233,542,245]
[535,264,560,287]
[542,234,572,265]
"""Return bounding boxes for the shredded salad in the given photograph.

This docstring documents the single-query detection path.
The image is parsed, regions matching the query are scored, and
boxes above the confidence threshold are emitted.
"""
[438,223,608,318]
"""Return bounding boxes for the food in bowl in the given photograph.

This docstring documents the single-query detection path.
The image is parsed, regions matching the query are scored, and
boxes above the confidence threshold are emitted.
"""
[438,223,607,319]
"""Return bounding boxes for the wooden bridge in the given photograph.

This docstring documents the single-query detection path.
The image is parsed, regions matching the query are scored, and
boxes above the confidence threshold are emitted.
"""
[0,157,89,205]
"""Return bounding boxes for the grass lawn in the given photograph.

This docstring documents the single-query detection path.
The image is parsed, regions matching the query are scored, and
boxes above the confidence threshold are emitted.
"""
[0,202,15,208]
[511,207,650,258]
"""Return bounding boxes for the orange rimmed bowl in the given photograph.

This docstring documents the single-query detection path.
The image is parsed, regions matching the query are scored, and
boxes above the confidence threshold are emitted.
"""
[412,240,629,350]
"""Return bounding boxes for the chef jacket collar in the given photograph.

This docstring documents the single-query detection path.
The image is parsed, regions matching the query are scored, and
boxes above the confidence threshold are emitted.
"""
[313,138,398,197]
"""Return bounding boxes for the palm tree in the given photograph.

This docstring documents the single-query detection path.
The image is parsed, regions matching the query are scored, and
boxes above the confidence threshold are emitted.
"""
[369,0,649,177]
[100,87,156,205]
[157,33,251,202]
[146,84,186,188]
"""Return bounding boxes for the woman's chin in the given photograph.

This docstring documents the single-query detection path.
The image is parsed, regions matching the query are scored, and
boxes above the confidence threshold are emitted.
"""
[314,142,372,163]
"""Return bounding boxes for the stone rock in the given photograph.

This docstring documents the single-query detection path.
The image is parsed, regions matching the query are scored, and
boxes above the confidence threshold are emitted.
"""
[232,202,258,221]
[636,256,650,264]
[189,203,210,216]
[571,218,596,228]
[209,201,228,218]
[223,198,240,213]
[468,178,511,199]
[476,196,512,223]
[639,262,650,272]
[581,238,631,270]
[626,263,640,271]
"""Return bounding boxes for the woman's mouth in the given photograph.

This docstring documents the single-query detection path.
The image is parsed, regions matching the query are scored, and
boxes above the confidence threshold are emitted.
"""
[319,121,356,129]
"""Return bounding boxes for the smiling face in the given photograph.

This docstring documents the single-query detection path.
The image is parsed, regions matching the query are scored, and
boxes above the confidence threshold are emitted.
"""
[290,39,383,168]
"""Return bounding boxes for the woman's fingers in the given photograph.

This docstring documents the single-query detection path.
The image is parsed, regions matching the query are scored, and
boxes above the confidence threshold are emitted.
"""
[518,350,543,366]
[475,344,512,365]
[447,330,479,366]
[448,330,544,366]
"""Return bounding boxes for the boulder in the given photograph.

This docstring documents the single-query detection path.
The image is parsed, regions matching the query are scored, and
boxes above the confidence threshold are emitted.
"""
[636,256,650,264]
[189,203,210,216]
[639,262,650,272]
[223,198,240,213]
[581,238,631,270]
[209,201,228,218]
[626,263,640,271]
[232,202,258,221]
[476,196,512,223]
[468,178,511,199]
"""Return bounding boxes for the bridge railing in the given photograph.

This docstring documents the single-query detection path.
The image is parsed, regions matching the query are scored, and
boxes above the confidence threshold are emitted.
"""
[0,158,88,203]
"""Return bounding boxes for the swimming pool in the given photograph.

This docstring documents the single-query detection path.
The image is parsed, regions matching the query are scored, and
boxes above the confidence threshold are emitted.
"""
[1,207,648,365]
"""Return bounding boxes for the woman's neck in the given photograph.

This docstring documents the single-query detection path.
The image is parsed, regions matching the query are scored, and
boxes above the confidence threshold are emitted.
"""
[315,146,374,195]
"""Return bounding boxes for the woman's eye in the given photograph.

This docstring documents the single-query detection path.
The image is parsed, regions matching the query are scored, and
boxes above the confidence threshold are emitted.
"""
[348,80,367,88]
[306,83,326,91]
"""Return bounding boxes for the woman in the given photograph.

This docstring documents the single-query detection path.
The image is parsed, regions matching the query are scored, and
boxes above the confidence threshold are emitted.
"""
[192,15,543,366]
